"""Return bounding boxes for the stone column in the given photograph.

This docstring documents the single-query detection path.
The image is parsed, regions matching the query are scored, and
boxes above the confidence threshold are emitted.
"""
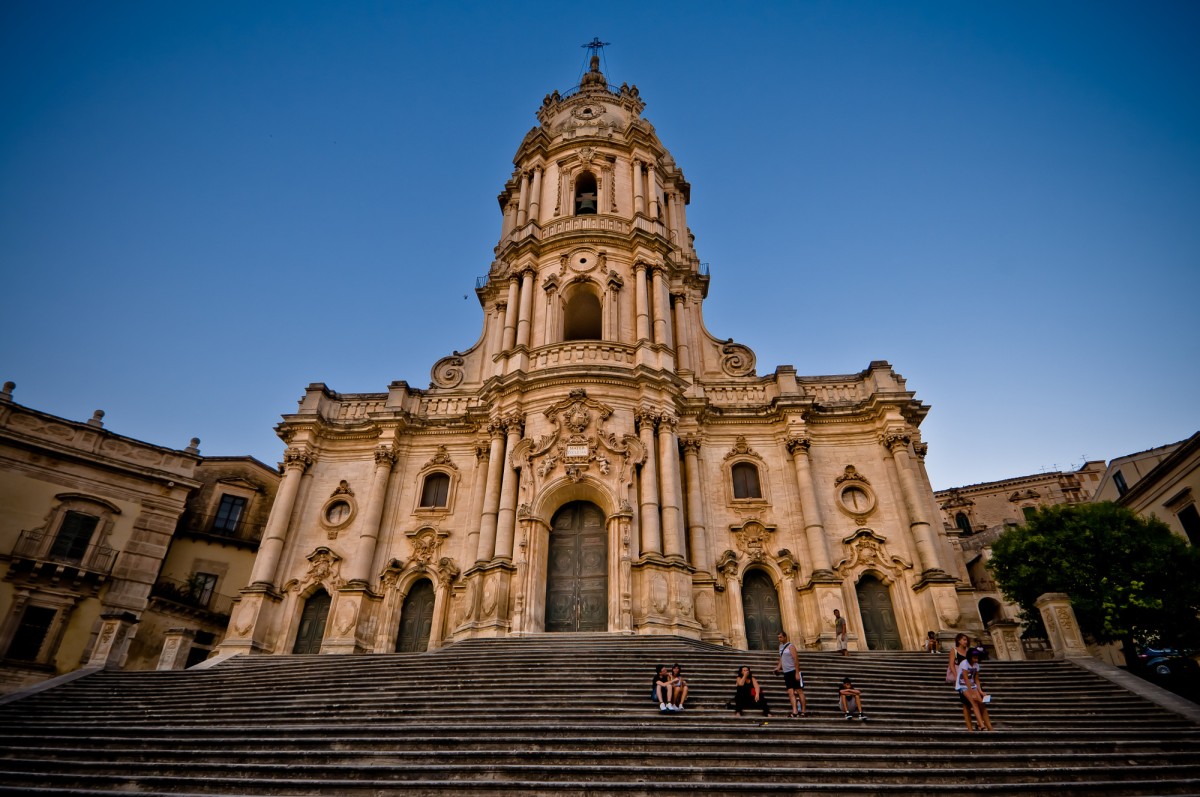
[670,191,686,244]
[515,170,529,226]
[681,435,711,573]
[658,415,685,560]
[156,628,196,670]
[490,302,507,376]
[651,266,672,346]
[633,261,651,342]
[345,445,396,585]
[465,444,489,562]
[249,447,313,586]
[785,437,833,575]
[637,410,662,556]
[501,278,519,351]
[86,611,139,669]
[528,166,543,222]
[494,415,524,561]
[1035,592,1090,659]
[543,278,559,346]
[475,423,506,563]
[883,432,945,574]
[647,162,659,218]
[502,200,517,238]
[515,269,535,349]
[632,159,645,215]
[604,271,621,342]
[672,294,691,369]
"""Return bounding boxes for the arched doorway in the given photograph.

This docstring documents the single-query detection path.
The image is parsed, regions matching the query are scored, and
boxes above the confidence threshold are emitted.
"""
[979,597,1002,627]
[545,501,608,632]
[742,569,783,650]
[292,589,330,654]
[395,579,436,652]
[856,574,902,650]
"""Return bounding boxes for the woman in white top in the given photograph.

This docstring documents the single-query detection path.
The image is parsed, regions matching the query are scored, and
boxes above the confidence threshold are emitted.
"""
[956,648,993,731]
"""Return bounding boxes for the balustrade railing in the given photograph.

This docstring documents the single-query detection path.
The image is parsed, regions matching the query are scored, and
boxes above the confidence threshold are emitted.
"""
[151,576,234,620]
[10,529,118,575]
[177,511,265,545]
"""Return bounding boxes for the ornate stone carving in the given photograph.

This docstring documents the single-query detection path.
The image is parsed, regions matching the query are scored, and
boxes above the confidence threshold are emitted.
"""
[283,448,315,472]
[720,340,756,377]
[776,549,798,580]
[300,547,344,592]
[785,436,811,455]
[679,434,702,455]
[430,353,465,388]
[881,431,911,452]
[423,445,458,472]
[331,480,354,496]
[334,600,358,635]
[714,550,739,590]
[833,529,912,579]
[913,442,929,458]
[437,557,460,588]
[731,520,774,562]
[835,465,869,485]
[1009,488,1041,502]
[374,445,396,468]
[695,589,715,629]
[406,526,450,566]
[649,573,669,614]
[724,435,762,462]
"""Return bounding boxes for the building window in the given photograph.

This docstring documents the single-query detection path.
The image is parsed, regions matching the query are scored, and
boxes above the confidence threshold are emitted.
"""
[955,512,972,534]
[6,605,57,662]
[49,511,99,563]
[1178,504,1200,546]
[563,291,602,341]
[1113,470,1128,496]
[574,172,598,215]
[731,463,762,500]
[212,494,247,534]
[420,473,451,508]
[1021,506,1037,521]
[192,573,218,608]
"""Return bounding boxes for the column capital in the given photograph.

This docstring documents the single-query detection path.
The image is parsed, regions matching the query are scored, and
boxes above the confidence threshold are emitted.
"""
[913,441,929,459]
[633,259,650,273]
[635,408,660,429]
[785,436,811,455]
[487,420,507,438]
[658,413,678,433]
[283,447,315,472]
[679,433,702,454]
[501,413,525,435]
[881,431,911,452]
[373,445,396,468]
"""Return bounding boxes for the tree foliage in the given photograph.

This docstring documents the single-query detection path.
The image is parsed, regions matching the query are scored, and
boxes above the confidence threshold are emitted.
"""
[987,502,1200,650]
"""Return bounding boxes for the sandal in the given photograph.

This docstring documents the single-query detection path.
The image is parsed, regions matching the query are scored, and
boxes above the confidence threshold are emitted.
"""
[788,712,800,718]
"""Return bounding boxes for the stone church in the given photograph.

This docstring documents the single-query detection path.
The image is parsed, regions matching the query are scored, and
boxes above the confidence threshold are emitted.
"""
[219,55,984,660]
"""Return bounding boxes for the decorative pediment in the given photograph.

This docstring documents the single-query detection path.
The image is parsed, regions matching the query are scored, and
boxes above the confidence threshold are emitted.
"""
[423,445,459,472]
[833,529,912,579]
[834,465,869,485]
[331,480,354,497]
[1009,488,1040,502]
[288,546,344,593]
[939,489,974,510]
[406,526,451,565]
[724,435,762,462]
[214,476,263,493]
[730,519,776,562]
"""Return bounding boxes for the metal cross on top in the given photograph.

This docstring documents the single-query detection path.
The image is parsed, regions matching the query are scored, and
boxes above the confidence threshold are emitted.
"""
[582,37,611,57]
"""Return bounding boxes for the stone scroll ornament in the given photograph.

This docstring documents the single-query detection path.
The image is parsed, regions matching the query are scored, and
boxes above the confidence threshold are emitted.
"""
[720,340,756,377]
[430,353,465,388]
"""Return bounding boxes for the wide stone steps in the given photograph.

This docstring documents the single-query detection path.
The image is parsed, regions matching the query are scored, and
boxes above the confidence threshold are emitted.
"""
[1,634,1198,795]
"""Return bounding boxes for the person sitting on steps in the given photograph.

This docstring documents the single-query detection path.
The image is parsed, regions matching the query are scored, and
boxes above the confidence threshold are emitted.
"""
[732,665,771,717]
[652,665,673,712]
[839,676,868,721]
[668,663,689,711]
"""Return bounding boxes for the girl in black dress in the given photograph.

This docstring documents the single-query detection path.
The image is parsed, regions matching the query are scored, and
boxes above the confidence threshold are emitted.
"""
[732,665,771,717]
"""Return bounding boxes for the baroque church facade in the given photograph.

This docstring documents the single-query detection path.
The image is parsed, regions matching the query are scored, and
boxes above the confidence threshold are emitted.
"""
[219,57,988,659]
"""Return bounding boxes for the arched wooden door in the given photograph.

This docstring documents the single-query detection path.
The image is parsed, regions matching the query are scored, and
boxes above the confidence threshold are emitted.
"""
[856,575,902,650]
[545,501,608,632]
[395,579,436,652]
[292,589,330,654]
[742,570,783,650]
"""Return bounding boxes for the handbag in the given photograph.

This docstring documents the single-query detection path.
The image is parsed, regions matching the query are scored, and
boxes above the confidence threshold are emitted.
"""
[945,664,956,684]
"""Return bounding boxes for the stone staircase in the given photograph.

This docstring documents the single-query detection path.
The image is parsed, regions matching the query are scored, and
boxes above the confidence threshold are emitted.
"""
[0,634,1198,795]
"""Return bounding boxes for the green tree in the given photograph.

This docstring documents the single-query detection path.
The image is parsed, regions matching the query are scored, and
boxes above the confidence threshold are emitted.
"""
[987,502,1200,668]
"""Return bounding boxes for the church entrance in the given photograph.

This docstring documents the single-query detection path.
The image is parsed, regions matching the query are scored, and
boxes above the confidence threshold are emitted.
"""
[395,579,435,652]
[856,574,902,650]
[292,589,330,654]
[545,501,608,632]
[742,569,783,650]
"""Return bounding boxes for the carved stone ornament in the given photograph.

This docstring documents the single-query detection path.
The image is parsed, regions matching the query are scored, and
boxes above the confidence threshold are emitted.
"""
[375,445,397,467]
[785,436,811,456]
[299,547,344,592]
[423,445,459,472]
[714,550,740,590]
[406,526,450,566]
[939,489,974,511]
[568,248,599,274]
[881,431,911,452]
[720,340,756,377]
[283,447,315,472]
[776,548,798,580]
[437,557,460,588]
[731,520,775,562]
[834,466,869,486]
[512,388,645,506]
[332,480,354,496]
[431,353,465,388]
[1009,488,1041,502]
[833,529,912,579]
[724,435,763,462]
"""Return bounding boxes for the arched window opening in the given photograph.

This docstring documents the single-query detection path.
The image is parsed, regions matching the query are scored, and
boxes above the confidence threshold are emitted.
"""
[732,462,762,499]
[563,291,602,341]
[574,172,598,215]
[955,512,972,534]
[420,473,450,508]
[979,598,1002,627]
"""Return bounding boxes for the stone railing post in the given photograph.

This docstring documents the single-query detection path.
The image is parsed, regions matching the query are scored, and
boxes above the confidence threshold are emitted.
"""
[1035,592,1090,659]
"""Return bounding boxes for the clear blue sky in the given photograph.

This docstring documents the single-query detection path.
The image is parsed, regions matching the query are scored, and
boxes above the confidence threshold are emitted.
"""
[2,1,1197,490]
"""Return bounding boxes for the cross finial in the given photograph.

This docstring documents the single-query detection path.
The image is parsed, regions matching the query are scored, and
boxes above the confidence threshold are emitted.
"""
[582,37,610,57]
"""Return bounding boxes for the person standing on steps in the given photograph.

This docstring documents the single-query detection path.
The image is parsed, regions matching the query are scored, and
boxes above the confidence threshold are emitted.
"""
[833,609,848,656]
[774,631,808,717]
[732,665,771,717]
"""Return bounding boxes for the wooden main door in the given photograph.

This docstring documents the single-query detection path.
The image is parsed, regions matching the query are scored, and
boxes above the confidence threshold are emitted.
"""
[742,570,783,650]
[857,575,902,650]
[545,502,608,632]
[395,579,435,652]
[292,589,330,654]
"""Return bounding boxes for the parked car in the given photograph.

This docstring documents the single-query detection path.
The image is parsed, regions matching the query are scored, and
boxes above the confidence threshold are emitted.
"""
[1138,647,1199,678]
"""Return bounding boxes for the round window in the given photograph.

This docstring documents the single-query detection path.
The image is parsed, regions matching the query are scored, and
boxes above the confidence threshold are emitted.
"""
[325,500,351,525]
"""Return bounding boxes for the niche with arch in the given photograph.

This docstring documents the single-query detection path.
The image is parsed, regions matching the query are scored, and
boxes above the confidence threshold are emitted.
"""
[562,281,603,341]
[574,172,598,215]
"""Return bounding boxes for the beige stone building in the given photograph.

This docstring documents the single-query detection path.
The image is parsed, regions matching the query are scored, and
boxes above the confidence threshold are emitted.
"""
[1106,432,1200,546]
[220,58,987,661]
[0,382,277,692]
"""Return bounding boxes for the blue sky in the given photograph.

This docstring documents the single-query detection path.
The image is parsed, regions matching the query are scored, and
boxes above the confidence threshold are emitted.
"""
[2,1,1197,490]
